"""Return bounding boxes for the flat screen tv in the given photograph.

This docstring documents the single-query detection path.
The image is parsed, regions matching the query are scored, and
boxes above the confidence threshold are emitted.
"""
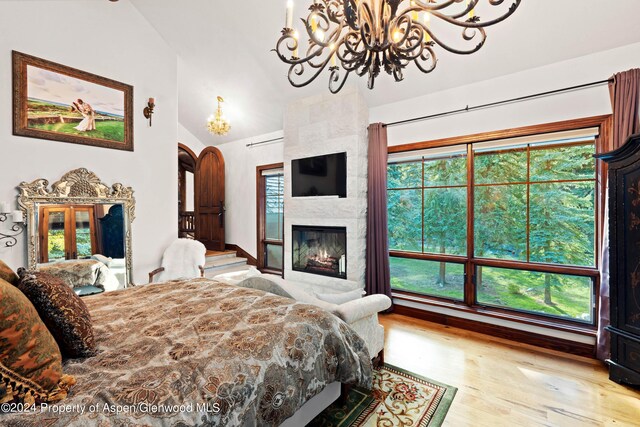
[291,152,347,198]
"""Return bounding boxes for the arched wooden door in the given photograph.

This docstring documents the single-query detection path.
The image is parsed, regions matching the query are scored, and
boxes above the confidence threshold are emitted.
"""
[195,147,225,251]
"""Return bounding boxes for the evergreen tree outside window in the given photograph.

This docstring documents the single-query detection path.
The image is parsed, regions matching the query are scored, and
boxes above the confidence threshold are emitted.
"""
[388,129,599,325]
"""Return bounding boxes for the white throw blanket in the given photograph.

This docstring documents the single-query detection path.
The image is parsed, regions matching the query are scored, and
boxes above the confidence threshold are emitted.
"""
[156,239,206,282]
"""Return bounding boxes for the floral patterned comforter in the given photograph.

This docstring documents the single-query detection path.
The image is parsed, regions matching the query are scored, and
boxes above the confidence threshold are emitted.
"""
[2,279,372,426]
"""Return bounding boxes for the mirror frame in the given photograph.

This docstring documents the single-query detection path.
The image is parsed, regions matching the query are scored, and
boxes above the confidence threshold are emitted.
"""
[17,168,136,287]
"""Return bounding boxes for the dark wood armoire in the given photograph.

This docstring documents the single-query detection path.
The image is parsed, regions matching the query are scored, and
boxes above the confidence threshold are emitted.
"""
[597,132,640,387]
[99,204,125,259]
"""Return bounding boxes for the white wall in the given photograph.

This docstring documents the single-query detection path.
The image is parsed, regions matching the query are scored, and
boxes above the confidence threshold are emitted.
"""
[0,0,178,284]
[178,122,206,157]
[371,41,640,144]
[217,131,284,257]
[184,173,195,211]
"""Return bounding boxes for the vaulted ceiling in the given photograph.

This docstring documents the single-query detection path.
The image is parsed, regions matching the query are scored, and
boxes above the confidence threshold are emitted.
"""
[129,0,640,145]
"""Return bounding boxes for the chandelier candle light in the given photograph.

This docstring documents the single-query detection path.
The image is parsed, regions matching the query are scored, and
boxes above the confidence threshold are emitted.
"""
[275,0,521,93]
[207,96,231,136]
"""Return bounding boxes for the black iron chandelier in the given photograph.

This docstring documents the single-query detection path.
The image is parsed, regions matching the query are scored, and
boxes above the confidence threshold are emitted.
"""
[274,0,521,93]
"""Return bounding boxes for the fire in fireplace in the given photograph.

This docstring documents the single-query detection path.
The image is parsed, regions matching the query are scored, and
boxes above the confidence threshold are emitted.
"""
[292,225,347,279]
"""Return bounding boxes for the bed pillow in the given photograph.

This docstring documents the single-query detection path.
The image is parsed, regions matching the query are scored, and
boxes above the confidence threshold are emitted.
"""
[314,288,364,305]
[0,259,18,285]
[17,269,96,359]
[0,278,76,406]
[37,260,106,290]
[237,277,293,299]
[91,254,113,268]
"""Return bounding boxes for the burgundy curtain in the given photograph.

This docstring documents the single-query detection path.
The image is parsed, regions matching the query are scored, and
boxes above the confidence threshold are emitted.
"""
[597,69,640,361]
[366,123,393,305]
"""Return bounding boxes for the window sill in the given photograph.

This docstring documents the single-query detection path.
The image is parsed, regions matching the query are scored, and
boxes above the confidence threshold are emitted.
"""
[392,291,597,337]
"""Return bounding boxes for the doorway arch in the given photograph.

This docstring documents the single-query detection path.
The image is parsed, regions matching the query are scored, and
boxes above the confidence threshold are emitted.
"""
[178,143,198,238]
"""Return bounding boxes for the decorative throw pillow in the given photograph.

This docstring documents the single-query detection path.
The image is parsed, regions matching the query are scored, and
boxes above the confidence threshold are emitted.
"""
[0,278,76,406]
[237,277,293,299]
[17,269,96,359]
[0,259,18,285]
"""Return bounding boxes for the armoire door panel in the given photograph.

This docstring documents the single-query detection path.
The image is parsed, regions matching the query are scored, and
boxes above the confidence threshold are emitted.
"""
[598,132,640,387]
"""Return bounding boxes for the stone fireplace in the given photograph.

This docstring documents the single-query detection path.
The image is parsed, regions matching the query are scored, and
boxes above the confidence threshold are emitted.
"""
[292,225,347,279]
[283,88,369,291]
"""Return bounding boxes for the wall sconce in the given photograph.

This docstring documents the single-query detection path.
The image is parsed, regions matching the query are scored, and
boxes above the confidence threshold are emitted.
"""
[143,97,155,127]
[0,202,25,248]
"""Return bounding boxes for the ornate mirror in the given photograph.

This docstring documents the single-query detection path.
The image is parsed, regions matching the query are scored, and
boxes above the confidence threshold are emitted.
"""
[18,168,135,290]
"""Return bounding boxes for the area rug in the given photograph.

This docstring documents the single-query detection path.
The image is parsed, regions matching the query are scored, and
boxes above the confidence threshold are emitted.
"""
[308,364,457,427]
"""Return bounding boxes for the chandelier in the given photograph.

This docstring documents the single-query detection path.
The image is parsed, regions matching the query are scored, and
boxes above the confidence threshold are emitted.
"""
[274,0,521,93]
[207,96,231,136]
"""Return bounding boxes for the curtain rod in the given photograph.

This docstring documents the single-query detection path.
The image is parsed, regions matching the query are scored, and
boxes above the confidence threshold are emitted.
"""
[246,136,284,148]
[384,78,613,128]
[246,78,613,145]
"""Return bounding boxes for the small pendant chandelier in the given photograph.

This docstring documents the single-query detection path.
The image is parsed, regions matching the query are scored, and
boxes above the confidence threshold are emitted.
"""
[207,96,231,136]
[274,0,521,93]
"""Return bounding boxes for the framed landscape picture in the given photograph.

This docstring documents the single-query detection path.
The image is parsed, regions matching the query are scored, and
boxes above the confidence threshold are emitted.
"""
[12,51,133,151]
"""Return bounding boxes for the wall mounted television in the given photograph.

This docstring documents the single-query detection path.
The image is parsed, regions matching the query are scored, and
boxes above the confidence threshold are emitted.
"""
[291,152,347,198]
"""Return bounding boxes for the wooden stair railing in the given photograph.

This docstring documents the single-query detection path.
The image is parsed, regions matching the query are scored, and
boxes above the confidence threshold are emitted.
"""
[179,211,196,238]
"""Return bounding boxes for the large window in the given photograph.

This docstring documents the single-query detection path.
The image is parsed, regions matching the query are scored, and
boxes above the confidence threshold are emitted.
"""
[257,164,284,273]
[388,125,601,325]
[388,147,468,301]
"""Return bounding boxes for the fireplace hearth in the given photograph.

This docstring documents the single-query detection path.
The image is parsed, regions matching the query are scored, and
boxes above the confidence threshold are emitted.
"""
[292,225,346,279]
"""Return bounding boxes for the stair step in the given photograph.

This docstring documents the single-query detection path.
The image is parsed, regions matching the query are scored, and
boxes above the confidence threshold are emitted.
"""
[204,264,251,279]
[204,256,247,269]
[205,250,237,262]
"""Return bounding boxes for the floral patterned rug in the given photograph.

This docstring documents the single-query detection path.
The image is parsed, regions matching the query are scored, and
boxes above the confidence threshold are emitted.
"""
[308,364,457,427]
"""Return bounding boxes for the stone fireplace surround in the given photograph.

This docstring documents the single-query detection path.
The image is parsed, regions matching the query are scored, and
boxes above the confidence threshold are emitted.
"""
[283,88,369,292]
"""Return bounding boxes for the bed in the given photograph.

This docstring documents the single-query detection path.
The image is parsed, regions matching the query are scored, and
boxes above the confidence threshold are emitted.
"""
[1,278,372,426]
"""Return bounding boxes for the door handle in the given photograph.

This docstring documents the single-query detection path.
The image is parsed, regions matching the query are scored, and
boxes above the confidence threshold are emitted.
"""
[218,201,225,228]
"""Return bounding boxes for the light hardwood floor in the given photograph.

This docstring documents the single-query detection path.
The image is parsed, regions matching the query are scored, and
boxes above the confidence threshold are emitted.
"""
[379,314,640,427]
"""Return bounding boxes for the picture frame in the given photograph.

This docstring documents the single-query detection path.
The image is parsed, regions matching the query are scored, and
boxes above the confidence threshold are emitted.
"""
[12,51,134,151]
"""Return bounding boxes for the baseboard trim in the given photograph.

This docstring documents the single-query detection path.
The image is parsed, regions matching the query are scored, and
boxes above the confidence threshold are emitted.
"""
[393,304,596,359]
[225,244,257,266]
